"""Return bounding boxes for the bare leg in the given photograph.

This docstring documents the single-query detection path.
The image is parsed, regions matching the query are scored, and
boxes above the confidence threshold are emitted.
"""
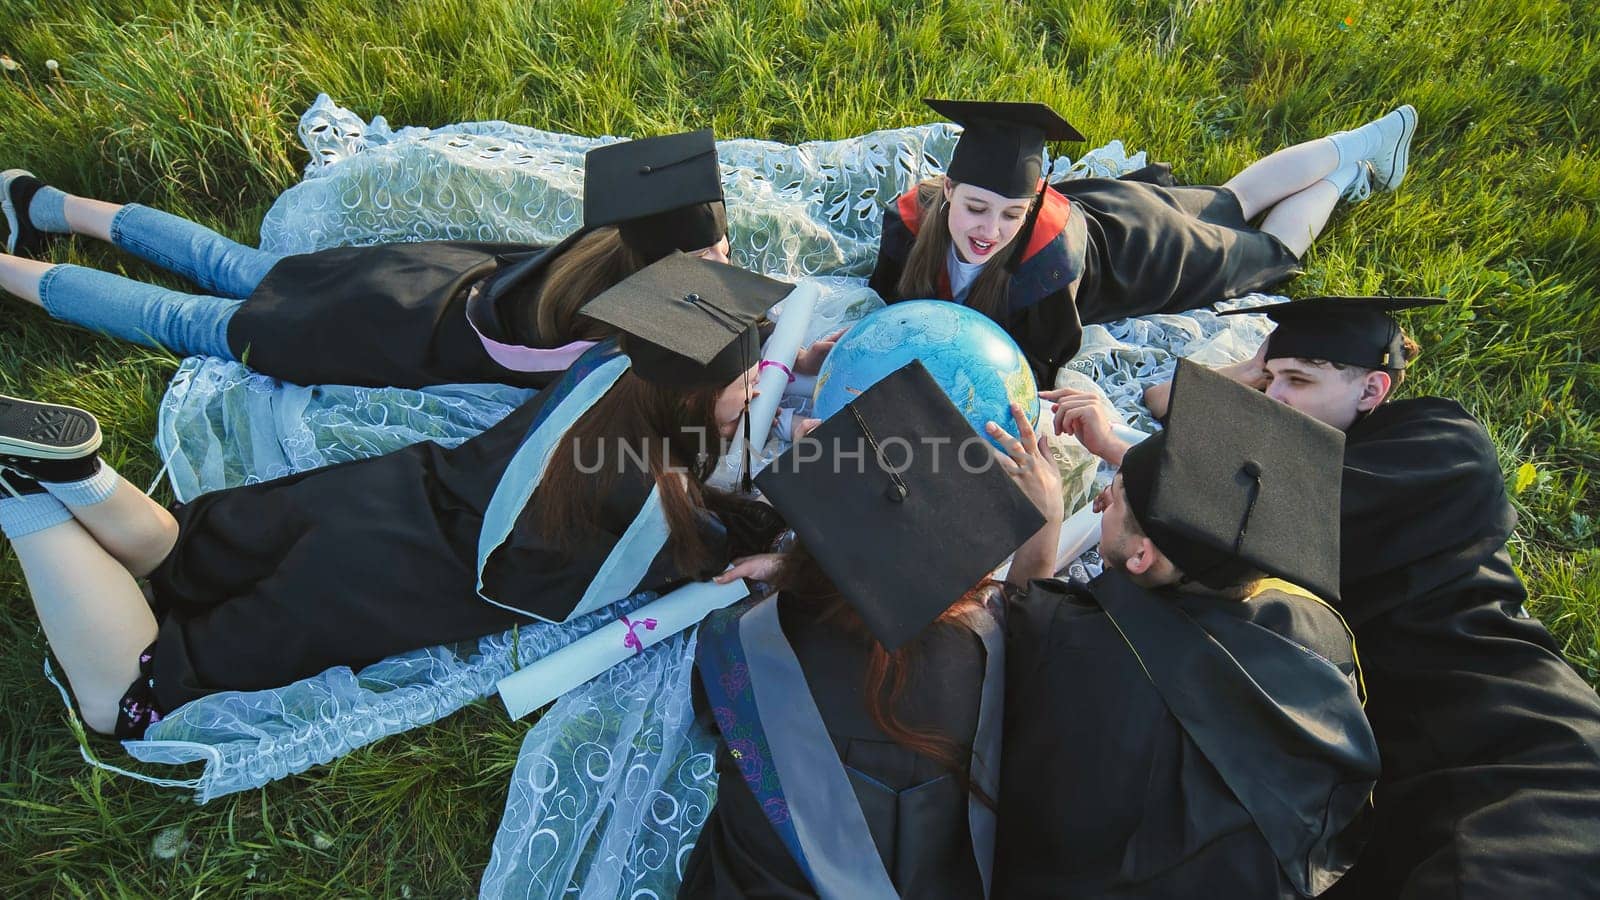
[1224,139,1340,220]
[55,474,179,577]
[62,195,123,243]
[1258,180,1341,258]
[0,254,50,307]
[11,519,157,734]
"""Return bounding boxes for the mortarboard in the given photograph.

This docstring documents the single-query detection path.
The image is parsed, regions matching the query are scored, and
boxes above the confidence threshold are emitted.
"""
[925,98,1085,199]
[579,251,789,386]
[1218,296,1444,370]
[756,361,1047,651]
[584,128,727,259]
[1117,360,1346,601]
[479,130,727,310]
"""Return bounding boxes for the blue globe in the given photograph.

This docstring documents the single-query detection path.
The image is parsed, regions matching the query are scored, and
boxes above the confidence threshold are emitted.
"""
[813,300,1039,446]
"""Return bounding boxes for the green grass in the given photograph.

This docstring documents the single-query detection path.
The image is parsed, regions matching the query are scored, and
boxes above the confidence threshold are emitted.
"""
[2,0,1597,892]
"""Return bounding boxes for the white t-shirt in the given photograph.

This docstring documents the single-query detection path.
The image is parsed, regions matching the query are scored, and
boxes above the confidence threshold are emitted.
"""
[946,246,987,301]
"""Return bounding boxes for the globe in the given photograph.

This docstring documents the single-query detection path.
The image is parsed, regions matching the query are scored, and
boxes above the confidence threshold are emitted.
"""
[813,300,1039,446]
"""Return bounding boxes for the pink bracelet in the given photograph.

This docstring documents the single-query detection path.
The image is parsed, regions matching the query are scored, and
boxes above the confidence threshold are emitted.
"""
[760,359,796,383]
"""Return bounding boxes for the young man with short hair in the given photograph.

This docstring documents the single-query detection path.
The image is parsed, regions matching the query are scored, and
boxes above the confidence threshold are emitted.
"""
[995,361,1378,898]
[1051,297,1600,898]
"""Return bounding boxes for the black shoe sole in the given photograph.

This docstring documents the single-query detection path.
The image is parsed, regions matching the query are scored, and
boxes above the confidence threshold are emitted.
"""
[2,169,47,257]
[0,396,102,461]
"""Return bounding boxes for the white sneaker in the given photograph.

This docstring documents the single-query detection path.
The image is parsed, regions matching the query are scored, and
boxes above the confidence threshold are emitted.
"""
[1345,163,1374,202]
[1326,104,1417,193]
[1364,104,1417,192]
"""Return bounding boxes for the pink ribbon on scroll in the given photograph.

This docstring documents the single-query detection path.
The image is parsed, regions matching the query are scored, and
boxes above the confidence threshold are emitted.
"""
[621,614,660,654]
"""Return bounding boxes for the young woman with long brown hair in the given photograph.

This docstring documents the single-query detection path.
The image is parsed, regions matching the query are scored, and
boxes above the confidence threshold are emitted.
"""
[869,99,1418,388]
[0,254,787,739]
[680,362,1056,899]
[0,130,730,389]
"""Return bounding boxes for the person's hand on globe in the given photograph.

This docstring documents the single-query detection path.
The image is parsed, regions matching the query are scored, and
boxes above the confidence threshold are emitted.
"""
[794,328,847,376]
[791,416,823,442]
[1041,387,1133,466]
[987,401,1064,526]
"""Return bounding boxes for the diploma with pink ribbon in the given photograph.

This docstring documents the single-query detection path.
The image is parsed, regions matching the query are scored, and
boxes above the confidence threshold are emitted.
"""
[707,281,819,491]
[497,577,753,720]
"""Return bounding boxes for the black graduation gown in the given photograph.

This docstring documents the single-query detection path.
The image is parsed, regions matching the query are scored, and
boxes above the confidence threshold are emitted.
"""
[868,167,1299,387]
[141,373,726,712]
[225,240,558,389]
[994,577,1371,899]
[1322,398,1600,899]
[680,607,988,899]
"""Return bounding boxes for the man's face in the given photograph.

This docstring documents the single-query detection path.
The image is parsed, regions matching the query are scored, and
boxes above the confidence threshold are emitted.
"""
[1092,474,1143,572]
[1263,357,1384,431]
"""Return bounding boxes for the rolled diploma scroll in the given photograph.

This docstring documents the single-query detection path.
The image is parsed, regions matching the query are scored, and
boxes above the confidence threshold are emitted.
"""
[707,281,820,491]
[498,576,753,720]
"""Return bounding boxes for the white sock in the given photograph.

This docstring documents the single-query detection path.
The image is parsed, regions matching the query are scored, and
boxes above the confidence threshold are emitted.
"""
[41,461,121,507]
[0,491,73,538]
[1321,162,1363,194]
[27,184,71,234]
[1324,129,1376,171]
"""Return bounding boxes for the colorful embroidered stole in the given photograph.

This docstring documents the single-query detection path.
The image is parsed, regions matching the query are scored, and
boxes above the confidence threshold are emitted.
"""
[696,596,1004,899]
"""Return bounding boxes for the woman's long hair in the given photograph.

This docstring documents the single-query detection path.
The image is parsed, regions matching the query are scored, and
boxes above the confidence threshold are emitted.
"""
[895,176,1025,325]
[533,358,726,575]
[770,542,999,808]
[530,226,650,345]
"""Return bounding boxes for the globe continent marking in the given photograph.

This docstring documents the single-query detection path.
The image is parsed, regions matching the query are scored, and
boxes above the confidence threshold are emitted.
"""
[813,300,1039,446]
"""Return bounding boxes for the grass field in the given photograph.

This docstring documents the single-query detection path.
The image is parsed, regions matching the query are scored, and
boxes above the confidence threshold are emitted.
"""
[1,0,1596,894]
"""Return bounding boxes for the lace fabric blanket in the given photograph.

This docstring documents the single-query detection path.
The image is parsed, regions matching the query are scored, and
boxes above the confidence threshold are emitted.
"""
[102,98,1277,883]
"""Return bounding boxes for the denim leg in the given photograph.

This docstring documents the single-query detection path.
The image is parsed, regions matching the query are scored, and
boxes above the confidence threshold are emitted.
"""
[109,204,283,299]
[37,264,241,359]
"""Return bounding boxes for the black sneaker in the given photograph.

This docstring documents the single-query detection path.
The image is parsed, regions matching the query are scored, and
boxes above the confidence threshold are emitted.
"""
[2,168,51,257]
[0,395,102,482]
[0,467,48,497]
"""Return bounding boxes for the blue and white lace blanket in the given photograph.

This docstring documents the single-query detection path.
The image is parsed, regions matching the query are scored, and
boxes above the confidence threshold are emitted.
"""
[97,97,1276,860]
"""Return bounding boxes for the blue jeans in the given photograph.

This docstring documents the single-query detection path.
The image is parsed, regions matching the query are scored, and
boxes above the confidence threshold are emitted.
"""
[37,205,284,358]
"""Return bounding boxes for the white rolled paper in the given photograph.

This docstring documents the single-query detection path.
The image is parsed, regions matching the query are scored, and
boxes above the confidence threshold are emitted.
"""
[992,505,1104,582]
[498,577,753,720]
[708,281,820,491]
[1111,422,1148,448]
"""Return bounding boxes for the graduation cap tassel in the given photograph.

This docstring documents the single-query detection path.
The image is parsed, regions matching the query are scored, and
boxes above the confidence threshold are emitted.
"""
[1004,184,1048,276]
[850,405,909,502]
[1233,461,1264,555]
[740,340,755,494]
[1006,138,1052,276]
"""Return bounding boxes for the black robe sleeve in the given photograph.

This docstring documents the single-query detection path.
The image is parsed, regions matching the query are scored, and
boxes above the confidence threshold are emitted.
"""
[229,240,553,389]
[1323,398,1600,900]
[478,473,731,622]
[867,203,914,301]
[1338,398,1518,625]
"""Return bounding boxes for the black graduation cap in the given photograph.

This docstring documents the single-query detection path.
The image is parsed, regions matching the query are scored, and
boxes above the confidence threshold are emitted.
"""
[579,251,789,386]
[479,130,727,309]
[925,98,1086,199]
[756,361,1047,651]
[1117,360,1346,601]
[585,128,726,259]
[1218,296,1444,370]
